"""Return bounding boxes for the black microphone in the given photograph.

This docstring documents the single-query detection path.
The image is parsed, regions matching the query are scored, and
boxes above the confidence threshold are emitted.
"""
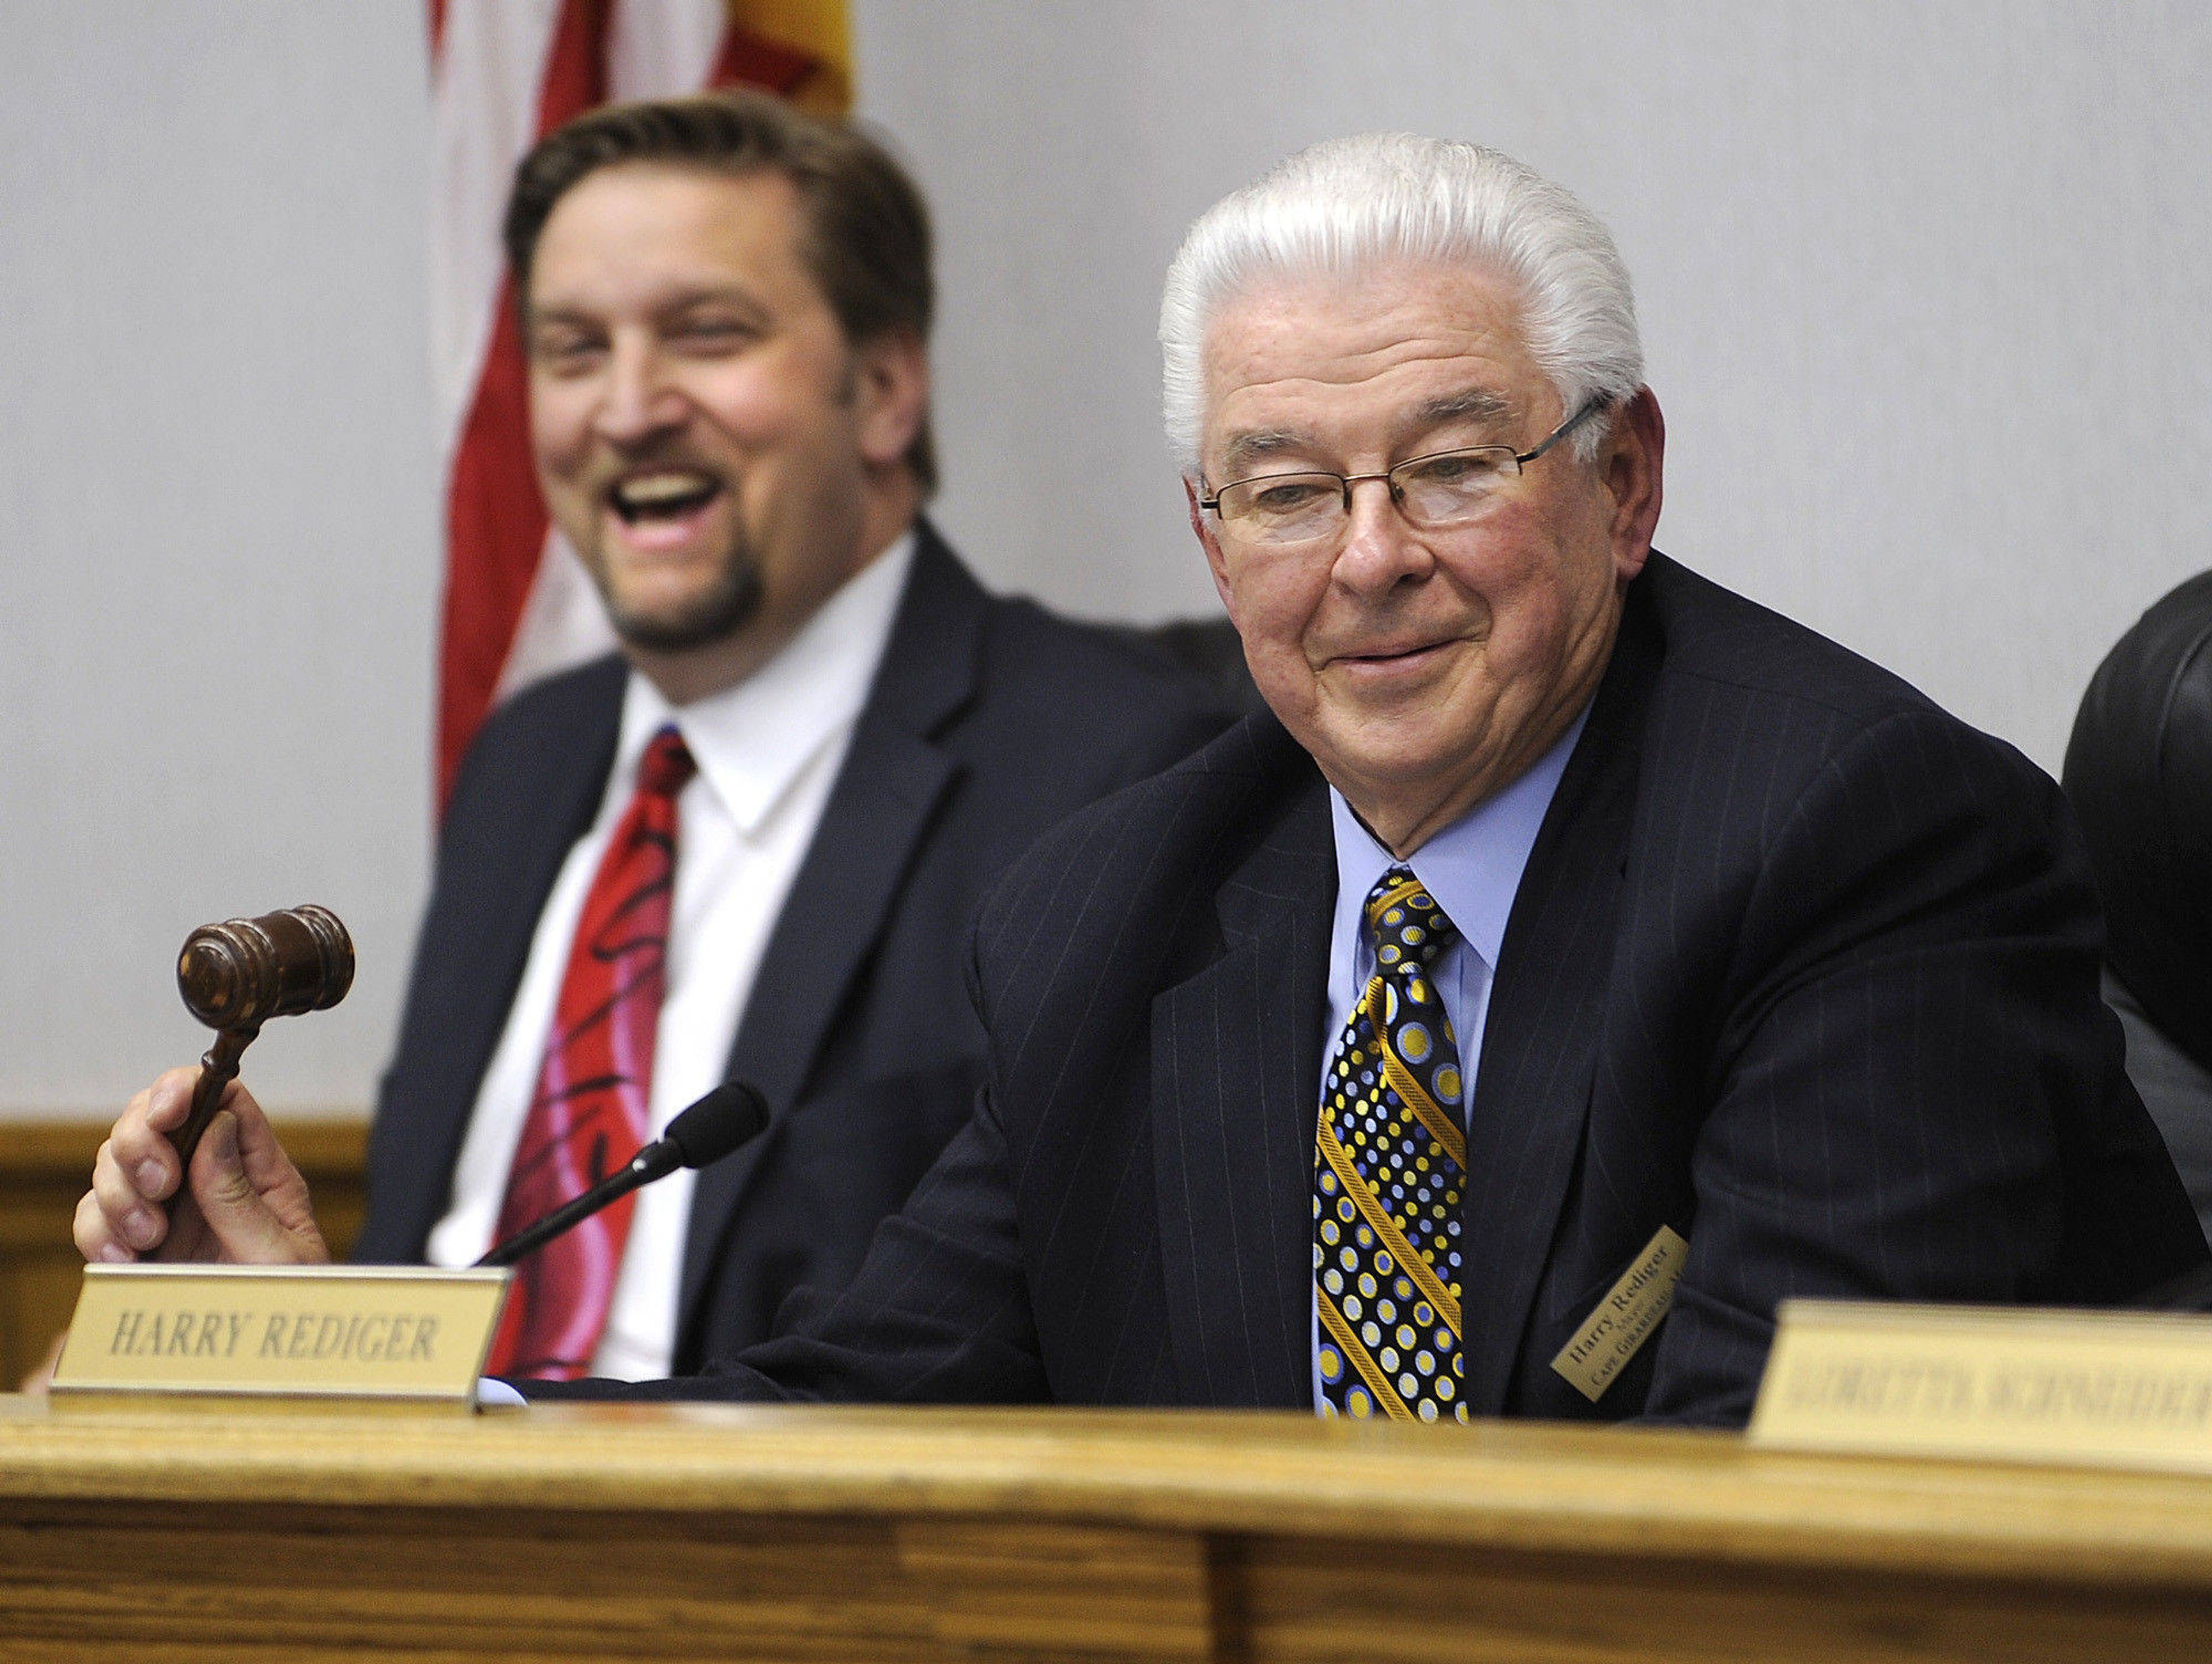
[473,1080,768,1270]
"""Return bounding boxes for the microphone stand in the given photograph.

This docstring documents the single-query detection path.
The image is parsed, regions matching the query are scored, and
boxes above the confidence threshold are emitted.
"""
[473,1142,681,1270]
[471,1080,767,1270]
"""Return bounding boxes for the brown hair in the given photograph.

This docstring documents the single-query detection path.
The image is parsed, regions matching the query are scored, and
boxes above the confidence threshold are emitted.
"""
[505,90,937,493]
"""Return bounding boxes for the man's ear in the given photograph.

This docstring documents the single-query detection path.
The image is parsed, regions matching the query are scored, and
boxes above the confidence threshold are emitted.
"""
[1602,385,1665,585]
[851,330,930,470]
[1186,478,1239,617]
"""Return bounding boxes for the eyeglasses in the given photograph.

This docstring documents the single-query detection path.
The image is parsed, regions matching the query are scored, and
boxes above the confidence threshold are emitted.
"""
[1199,396,1609,546]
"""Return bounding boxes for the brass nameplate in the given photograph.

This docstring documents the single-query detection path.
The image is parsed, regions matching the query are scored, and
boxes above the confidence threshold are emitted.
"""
[1551,1226,1689,1402]
[1751,1299,2212,1472]
[51,1263,512,1408]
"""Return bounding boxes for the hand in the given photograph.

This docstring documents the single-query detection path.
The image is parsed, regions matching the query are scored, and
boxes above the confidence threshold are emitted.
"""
[74,1067,331,1266]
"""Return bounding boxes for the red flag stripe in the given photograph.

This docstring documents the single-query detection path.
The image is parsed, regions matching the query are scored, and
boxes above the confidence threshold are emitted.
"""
[437,279,548,804]
[709,26,821,96]
[434,0,610,808]
[536,0,611,130]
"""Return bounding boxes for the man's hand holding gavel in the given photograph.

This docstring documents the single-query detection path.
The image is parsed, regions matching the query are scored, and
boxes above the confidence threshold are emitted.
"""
[74,1067,331,1268]
[74,905,351,1270]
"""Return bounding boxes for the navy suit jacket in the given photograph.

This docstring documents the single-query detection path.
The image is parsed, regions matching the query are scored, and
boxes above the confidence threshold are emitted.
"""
[357,524,1230,1371]
[599,553,2207,1424]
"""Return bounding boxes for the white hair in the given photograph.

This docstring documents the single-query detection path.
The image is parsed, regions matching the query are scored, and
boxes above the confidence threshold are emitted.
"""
[1159,133,1643,478]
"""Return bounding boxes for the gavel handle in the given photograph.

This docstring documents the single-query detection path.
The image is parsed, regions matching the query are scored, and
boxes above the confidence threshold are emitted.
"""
[173,1024,259,1177]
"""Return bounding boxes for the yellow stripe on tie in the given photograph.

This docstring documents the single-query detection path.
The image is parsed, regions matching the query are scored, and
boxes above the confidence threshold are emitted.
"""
[1318,1122,1461,1335]
[1380,1053,1468,1168]
[1376,1039,1467,1171]
[1368,874,1428,919]
[1350,972,1465,1170]
[1320,1295,1410,1420]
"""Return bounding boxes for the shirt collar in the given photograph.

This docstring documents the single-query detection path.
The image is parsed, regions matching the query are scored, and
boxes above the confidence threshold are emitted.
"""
[1328,699,1592,970]
[612,530,916,835]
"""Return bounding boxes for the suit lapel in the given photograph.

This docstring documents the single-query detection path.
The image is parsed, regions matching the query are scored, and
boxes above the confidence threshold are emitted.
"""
[386,659,624,1257]
[678,524,979,1325]
[465,671,626,1079]
[1459,592,1659,1414]
[1150,729,1334,1408]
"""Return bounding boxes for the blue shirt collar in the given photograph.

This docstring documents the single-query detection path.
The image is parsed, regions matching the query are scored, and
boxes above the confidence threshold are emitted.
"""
[1328,701,1592,971]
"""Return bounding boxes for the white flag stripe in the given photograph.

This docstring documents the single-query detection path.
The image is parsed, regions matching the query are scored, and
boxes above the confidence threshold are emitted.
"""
[607,0,728,103]
[498,530,619,704]
[429,0,564,470]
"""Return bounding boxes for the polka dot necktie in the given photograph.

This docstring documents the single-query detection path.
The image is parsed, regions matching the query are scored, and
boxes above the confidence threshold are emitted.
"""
[1314,865,1469,1422]
[484,725,695,1379]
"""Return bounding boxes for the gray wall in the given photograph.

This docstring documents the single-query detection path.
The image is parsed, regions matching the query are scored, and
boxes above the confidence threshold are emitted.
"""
[0,3,439,1113]
[876,0,2212,748]
[2,1,2206,1114]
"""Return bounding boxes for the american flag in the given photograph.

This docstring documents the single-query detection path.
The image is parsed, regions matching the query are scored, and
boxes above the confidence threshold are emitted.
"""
[427,0,848,810]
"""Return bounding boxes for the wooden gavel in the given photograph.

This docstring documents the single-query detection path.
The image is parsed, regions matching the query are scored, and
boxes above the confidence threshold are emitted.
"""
[172,905,354,1173]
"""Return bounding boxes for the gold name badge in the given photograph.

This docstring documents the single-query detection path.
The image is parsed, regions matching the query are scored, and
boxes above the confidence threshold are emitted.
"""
[51,1263,512,1409]
[1551,1226,1690,1403]
[1751,1299,2212,1472]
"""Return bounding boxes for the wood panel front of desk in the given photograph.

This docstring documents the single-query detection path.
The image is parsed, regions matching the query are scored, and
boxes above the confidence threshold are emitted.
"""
[4,1404,2212,1662]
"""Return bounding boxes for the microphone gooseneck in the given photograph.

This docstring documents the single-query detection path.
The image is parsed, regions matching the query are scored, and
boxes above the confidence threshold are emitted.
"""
[474,1080,768,1270]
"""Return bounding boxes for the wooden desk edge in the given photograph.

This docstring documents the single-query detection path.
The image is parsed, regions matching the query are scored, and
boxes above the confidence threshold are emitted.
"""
[6,1398,2212,1591]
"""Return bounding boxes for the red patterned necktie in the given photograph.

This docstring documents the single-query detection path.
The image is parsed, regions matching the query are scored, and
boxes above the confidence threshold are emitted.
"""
[484,724,695,1379]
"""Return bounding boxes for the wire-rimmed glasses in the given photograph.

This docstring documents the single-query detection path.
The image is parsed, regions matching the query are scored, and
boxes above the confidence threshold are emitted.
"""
[1199,396,1609,546]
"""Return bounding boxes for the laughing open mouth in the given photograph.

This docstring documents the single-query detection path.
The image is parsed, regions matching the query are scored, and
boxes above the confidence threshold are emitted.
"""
[609,470,721,524]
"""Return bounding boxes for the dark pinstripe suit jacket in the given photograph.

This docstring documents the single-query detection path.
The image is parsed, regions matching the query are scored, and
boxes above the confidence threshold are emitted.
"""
[564,553,2209,1425]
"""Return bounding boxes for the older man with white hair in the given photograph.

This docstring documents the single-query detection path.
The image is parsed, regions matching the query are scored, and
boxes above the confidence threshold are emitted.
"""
[90,134,2208,1425]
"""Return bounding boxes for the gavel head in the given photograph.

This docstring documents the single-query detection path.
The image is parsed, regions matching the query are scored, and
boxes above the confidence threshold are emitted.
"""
[177,905,355,1033]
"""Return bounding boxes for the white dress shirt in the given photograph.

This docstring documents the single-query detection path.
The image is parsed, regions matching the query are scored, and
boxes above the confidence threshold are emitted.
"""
[1312,701,1590,1408]
[427,532,915,1379]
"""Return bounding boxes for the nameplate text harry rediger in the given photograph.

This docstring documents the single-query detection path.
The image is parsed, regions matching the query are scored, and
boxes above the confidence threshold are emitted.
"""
[52,1263,510,1404]
[107,1305,443,1365]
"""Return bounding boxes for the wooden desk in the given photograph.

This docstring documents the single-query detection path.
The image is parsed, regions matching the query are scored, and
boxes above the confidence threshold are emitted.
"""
[2,1398,2211,1661]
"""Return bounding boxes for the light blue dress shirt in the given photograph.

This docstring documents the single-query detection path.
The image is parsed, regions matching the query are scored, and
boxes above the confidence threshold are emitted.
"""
[1312,702,1590,1409]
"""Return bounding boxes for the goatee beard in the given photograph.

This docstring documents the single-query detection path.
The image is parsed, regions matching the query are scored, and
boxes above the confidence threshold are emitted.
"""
[604,556,764,653]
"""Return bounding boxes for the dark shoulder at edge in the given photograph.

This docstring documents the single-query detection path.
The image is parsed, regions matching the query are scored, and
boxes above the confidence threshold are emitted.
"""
[978,710,1296,909]
[976,591,1236,713]
[444,652,627,804]
[465,651,627,750]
